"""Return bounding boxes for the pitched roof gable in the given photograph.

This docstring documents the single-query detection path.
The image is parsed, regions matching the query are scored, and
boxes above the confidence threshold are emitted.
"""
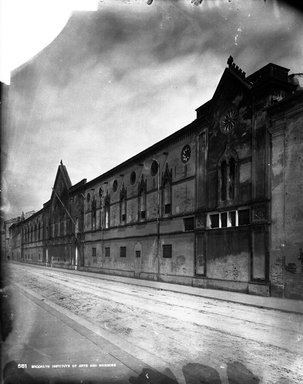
[50,160,72,200]
[211,66,251,103]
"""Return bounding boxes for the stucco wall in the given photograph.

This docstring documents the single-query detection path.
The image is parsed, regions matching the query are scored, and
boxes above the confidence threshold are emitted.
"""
[206,228,250,282]
[270,103,303,299]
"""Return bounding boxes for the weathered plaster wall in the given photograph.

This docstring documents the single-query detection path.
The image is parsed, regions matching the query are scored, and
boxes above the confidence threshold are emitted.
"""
[206,228,250,281]
[270,107,303,299]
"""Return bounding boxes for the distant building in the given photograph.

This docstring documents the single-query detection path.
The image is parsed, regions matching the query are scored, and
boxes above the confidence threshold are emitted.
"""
[3,216,21,259]
[9,58,303,299]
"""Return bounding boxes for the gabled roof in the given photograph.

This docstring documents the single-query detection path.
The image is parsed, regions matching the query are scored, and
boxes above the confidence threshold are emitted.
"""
[211,66,251,102]
[59,160,72,188]
[196,57,251,118]
[50,160,72,200]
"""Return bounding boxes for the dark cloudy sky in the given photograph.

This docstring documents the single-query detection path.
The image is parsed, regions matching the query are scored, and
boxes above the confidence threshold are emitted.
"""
[2,0,303,218]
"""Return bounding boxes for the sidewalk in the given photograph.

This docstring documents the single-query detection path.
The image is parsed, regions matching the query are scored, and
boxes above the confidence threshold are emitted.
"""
[14,261,303,315]
[2,283,175,384]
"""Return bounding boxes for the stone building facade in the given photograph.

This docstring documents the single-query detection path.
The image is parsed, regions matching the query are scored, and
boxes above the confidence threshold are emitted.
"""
[9,58,303,299]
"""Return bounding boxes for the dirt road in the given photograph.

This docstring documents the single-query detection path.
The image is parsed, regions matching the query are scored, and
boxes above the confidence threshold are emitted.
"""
[5,263,303,384]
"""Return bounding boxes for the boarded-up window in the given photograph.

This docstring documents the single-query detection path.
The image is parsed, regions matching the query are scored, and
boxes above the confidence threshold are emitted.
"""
[238,209,250,225]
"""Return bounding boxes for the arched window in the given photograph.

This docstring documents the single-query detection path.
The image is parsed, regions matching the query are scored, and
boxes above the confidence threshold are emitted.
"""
[60,216,65,236]
[221,160,227,201]
[104,192,110,229]
[120,184,127,224]
[229,158,236,200]
[218,149,238,203]
[163,184,171,214]
[98,188,103,229]
[91,198,97,230]
[162,163,172,215]
[138,176,147,221]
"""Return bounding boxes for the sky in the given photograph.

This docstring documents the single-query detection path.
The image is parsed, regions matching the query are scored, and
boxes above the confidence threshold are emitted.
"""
[1,0,303,218]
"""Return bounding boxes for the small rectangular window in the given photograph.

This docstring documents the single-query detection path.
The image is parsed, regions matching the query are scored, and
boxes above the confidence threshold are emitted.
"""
[92,247,96,257]
[121,214,126,222]
[105,247,110,257]
[136,250,141,258]
[221,212,228,227]
[140,211,146,219]
[238,209,250,225]
[184,217,194,231]
[120,246,126,258]
[210,214,219,228]
[164,204,171,214]
[163,244,172,258]
[229,211,236,226]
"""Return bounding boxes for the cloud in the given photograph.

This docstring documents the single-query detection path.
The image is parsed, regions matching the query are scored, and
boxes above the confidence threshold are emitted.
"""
[2,0,303,217]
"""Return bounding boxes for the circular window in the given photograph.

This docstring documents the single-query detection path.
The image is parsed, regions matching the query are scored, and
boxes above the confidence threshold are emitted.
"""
[220,107,239,134]
[130,171,136,185]
[151,160,159,176]
[113,180,118,192]
[181,145,191,163]
[86,193,90,202]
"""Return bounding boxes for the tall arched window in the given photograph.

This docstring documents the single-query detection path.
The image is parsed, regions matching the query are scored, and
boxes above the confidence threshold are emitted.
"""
[138,176,147,221]
[229,158,236,200]
[120,184,127,224]
[221,160,227,201]
[99,188,103,229]
[162,163,172,215]
[104,192,110,229]
[219,150,238,203]
[91,198,97,230]
[48,219,51,238]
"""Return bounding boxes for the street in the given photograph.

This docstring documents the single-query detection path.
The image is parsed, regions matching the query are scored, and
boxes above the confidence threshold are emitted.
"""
[2,262,303,384]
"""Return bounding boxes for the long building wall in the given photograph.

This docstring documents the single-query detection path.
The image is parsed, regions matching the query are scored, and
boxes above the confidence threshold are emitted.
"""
[8,59,303,299]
